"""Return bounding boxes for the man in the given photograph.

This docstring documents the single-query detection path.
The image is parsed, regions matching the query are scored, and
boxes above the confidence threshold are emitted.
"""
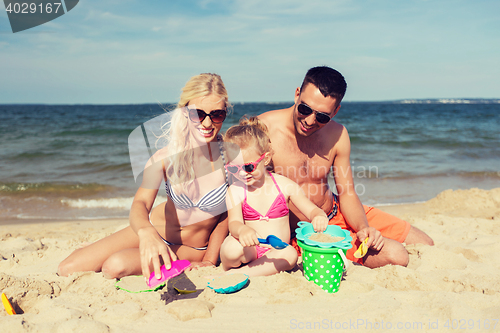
[259,66,433,268]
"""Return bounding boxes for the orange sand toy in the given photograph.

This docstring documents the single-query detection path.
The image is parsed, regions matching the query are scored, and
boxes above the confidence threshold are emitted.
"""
[1,292,16,315]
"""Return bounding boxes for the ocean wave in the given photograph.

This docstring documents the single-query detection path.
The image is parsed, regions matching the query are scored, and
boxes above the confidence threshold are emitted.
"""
[54,128,133,137]
[357,170,500,181]
[397,99,500,104]
[9,151,59,161]
[0,182,116,196]
[61,162,132,173]
[61,197,134,209]
[350,137,496,149]
[61,196,168,209]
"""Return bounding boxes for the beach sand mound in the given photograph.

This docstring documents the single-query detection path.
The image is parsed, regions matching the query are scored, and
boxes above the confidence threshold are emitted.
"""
[1,188,500,332]
[425,187,500,219]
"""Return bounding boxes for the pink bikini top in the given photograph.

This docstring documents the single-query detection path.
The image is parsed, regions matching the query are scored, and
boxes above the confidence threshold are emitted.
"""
[242,173,289,221]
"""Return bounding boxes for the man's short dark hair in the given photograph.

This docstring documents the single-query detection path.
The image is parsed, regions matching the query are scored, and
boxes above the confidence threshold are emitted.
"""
[300,66,347,101]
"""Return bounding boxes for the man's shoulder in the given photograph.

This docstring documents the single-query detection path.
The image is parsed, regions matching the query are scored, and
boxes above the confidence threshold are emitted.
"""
[258,108,289,128]
[318,120,347,141]
[326,120,346,133]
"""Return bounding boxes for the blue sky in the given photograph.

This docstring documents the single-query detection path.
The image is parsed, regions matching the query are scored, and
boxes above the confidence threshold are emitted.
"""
[1,0,499,104]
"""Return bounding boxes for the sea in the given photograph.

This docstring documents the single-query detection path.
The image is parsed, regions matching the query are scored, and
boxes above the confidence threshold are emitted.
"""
[1,99,499,222]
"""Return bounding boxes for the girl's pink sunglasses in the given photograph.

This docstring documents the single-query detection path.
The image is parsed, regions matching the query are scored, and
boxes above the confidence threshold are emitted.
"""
[225,153,266,174]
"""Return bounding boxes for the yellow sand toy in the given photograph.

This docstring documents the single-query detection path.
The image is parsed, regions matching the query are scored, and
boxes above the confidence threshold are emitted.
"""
[354,237,369,258]
[2,292,16,315]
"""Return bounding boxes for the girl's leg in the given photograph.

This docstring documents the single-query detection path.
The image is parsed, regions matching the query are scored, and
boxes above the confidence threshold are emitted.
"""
[220,235,256,270]
[225,245,298,277]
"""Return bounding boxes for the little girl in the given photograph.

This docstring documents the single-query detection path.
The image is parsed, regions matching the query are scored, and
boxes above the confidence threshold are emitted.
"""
[220,116,329,276]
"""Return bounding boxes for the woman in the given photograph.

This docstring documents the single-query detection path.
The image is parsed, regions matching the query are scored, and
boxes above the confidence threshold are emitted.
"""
[58,73,230,280]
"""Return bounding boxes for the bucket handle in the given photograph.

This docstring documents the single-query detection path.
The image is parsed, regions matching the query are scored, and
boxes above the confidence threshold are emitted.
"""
[337,249,349,270]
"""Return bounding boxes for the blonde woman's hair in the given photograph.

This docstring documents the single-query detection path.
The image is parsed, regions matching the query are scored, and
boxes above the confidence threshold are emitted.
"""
[224,116,273,161]
[160,73,230,187]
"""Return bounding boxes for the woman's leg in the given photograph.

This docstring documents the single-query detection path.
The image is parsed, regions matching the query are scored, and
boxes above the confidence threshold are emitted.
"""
[57,225,141,277]
[101,247,142,279]
[58,202,168,277]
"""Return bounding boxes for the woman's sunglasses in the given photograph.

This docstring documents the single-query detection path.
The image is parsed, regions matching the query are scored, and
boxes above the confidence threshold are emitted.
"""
[297,103,331,124]
[188,108,227,124]
[225,153,266,174]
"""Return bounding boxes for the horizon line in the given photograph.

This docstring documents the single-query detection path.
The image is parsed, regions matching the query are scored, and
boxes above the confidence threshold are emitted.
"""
[1,97,500,106]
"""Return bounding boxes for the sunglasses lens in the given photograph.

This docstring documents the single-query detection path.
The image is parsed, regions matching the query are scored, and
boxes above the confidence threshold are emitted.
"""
[297,103,313,116]
[188,109,204,122]
[226,166,239,174]
[298,104,330,124]
[243,164,255,173]
[316,113,330,124]
[210,110,226,123]
[197,109,208,122]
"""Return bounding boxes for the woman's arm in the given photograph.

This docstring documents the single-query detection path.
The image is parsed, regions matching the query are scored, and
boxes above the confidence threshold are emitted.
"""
[130,158,177,279]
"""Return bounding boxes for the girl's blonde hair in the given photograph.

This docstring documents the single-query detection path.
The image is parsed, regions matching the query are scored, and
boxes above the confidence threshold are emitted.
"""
[224,116,273,161]
[160,73,230,186]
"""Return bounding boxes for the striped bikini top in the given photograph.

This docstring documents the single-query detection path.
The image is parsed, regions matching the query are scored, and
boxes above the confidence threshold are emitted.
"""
[165,137,228,213]
[242,172,289,221]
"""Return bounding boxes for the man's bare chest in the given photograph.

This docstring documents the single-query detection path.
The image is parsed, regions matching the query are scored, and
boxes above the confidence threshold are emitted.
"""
[270,135,333,183]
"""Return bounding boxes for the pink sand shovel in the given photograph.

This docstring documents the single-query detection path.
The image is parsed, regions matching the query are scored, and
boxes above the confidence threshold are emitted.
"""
[147,260,191,288]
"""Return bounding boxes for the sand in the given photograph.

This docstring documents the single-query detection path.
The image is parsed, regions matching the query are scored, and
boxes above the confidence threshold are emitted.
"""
[1,188,500,332]
[308,233,344,243]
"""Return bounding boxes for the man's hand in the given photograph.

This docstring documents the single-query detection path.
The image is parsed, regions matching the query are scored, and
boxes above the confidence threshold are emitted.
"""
[356,227,384,251]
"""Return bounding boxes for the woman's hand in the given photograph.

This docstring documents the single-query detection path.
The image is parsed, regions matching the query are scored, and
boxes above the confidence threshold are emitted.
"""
[137,226,177,279]
[356,227,384,251]
[237,225,259,247]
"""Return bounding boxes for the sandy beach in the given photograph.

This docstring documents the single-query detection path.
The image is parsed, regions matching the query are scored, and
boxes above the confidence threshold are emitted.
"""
[1,187,500,332]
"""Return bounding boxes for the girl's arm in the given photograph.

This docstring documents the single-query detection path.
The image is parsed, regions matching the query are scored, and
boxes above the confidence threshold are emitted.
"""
[226,186,259,247]
[279,175,329,233]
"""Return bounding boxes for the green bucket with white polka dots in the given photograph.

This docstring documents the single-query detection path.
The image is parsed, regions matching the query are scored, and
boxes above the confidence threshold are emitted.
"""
[298,239,350,293]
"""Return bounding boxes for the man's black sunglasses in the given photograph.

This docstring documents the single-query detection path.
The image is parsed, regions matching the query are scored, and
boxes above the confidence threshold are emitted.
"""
[297,103,331,124]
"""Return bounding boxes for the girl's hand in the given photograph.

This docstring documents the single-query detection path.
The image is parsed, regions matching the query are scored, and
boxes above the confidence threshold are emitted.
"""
[311,215,329,233]
[137,226,177,279]
[238,225,259,247]
[356,227,384,251]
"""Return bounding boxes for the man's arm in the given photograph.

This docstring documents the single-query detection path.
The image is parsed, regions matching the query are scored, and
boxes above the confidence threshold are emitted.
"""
[332,127,384,250]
